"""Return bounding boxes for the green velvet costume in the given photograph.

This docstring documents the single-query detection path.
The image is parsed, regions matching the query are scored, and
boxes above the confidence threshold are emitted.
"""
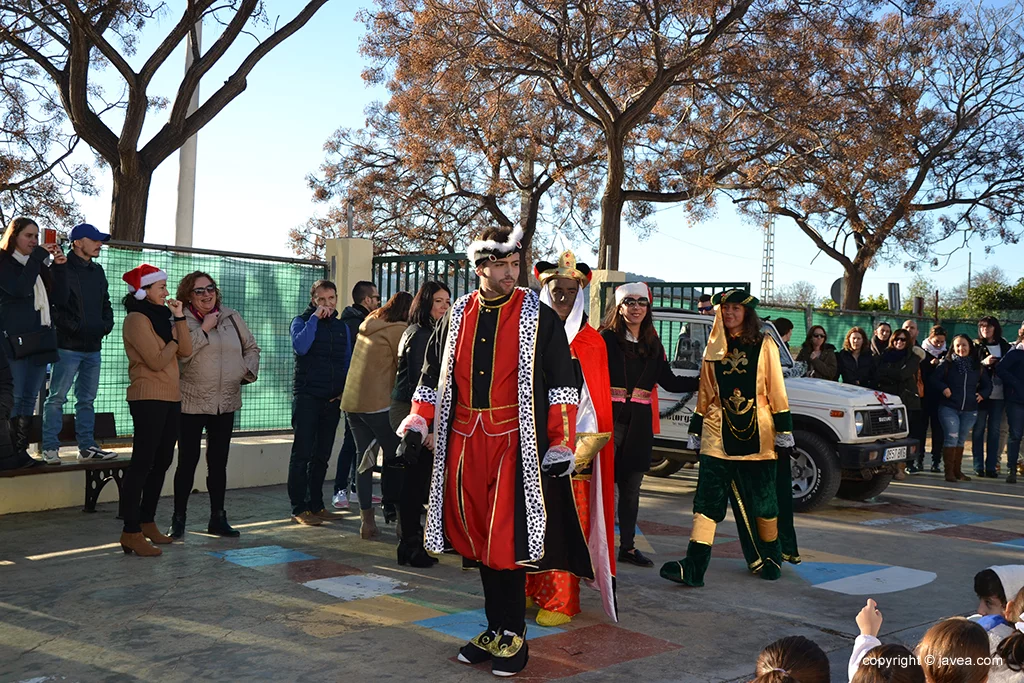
[659,290,795,587]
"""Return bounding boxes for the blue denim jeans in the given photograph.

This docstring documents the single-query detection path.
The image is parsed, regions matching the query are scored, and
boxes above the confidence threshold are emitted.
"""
[42,350,101,451]
[9,358,48,417]
[938,405,979,448]
[1005,401,1024,473]
[972,399,1005,474]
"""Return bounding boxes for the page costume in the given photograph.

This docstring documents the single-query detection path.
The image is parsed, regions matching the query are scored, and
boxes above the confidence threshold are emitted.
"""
[396,228,591,677]
[660,290,795,586]
[525,252,617,626]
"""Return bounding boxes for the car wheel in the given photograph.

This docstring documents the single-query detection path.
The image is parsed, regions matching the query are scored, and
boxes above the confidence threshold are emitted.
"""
[647,454,685,478]
[791,430,842,513]
[837,474,894,502]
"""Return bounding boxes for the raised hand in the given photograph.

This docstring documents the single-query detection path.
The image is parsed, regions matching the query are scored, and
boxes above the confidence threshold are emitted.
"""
[856,598,883,637]
[167,298,184,318]
[201,310,220,332]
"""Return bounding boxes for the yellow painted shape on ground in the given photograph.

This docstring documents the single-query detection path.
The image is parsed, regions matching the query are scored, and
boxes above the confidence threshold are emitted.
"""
[289,595,447,639]
[795,549,880,565]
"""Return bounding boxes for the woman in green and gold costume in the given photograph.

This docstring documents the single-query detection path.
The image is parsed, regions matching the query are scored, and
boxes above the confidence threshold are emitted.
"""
[660,289,795,587]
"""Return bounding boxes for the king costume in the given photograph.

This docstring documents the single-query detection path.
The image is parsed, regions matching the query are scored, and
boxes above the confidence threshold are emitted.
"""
[525,252,617,627]
[396,228,592,677]
[659,289,796,587]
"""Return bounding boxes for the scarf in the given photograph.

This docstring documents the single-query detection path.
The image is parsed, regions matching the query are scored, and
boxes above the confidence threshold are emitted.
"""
[882,348,906,364]
[12,251,51,327]
[921,337,947,358]
[128,297,173,343]
[952,354,972,374]
[187,302,218,322]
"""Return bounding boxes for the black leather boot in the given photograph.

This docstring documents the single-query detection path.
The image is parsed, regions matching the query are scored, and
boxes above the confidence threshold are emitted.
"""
[168,513,186,539]
[10,416,32,460]
[208,510,240,538]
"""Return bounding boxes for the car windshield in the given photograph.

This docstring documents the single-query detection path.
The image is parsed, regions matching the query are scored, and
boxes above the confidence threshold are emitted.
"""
[761,321,794,368]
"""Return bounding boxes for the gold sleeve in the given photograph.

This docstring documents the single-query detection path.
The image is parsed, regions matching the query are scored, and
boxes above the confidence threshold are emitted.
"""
[690,361,717,435]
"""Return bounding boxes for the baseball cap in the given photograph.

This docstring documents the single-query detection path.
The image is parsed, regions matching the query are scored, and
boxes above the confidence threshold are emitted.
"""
[69,223,110,242]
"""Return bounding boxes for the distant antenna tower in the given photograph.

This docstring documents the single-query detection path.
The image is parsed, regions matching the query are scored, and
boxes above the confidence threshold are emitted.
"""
[761,219,775,302]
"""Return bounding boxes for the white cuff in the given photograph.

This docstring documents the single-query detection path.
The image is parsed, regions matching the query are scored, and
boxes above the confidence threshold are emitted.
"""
[412,385,437,405]
[541,445,575,476]
[775,433,795,448]
[548,387,579,406]
[397,414,428,439]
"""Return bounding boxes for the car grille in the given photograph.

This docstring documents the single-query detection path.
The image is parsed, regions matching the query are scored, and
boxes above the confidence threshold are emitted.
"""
[864,409,904,436]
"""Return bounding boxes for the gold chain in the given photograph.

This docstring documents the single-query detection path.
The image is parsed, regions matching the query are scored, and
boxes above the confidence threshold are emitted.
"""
[722,404,757,441]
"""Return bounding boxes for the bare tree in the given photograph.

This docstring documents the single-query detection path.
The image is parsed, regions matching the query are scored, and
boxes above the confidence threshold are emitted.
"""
[774,280,818,306]
[0,1,329,240]
[733,1,1024,309]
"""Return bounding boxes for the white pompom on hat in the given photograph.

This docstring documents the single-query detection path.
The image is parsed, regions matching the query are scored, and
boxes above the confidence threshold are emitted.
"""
[122,263,168,300]
[614,282,651,307]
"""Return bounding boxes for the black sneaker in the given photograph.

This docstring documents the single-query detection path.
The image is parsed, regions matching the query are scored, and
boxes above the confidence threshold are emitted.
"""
[618,548,654,568]
[491,631,529,677]
[458,629,497,665]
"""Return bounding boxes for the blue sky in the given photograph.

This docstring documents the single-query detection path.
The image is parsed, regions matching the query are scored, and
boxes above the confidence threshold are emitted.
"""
[72,2,1014,301]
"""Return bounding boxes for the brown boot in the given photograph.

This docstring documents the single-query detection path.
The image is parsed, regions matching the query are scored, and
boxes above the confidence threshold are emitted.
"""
[140,522,174,545]
[360,508,379,539]
[943,448,957,482]
[120,531,162,557]
[894,462,907,481]
[955,447,971,481]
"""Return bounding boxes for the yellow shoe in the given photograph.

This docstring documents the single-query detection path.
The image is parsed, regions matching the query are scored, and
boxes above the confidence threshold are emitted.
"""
[536,609,571,627]
[525,597,534,609]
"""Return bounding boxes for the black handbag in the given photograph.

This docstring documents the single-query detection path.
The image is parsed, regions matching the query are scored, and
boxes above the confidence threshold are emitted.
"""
[5,327,57,359]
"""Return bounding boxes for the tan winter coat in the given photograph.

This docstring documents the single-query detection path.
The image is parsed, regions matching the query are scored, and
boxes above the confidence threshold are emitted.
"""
[179,305,261,415]
[341,317,406,414]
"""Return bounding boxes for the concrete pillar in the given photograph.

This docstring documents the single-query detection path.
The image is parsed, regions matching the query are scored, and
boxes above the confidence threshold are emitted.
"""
[324,238,373,305]
[588,269,626,326]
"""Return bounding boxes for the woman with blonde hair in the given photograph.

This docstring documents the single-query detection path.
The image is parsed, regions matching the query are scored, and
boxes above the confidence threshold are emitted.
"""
[168,271,261,540]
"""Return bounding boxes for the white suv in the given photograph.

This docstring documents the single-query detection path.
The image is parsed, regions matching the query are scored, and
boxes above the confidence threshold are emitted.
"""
[651,309,922,511]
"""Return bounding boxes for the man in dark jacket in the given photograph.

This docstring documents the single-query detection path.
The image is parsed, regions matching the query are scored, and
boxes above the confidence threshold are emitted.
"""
[331,280,380,508]
[41,224,116,463]
[289,279,352,526]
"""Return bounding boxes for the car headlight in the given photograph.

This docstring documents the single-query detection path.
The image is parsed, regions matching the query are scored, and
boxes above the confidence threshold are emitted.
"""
[897,409,906,430]
[855,411,865,436]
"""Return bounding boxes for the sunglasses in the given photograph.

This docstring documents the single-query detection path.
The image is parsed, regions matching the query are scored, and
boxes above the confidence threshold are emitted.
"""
[698,305,713,312]
[192,285,217,295]
[812,333,826,339]
[622,298,650,308]
[893,338,908,344]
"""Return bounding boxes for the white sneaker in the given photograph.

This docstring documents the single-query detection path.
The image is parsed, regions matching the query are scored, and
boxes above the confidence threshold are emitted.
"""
[78,446,118,461]
[41,449,61,465]
[332,490,349,509]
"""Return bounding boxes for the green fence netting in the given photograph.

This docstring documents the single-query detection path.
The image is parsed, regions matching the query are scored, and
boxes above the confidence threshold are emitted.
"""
[58,244,327,438]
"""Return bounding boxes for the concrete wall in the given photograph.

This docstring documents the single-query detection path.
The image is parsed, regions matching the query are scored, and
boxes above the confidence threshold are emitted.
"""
[324,237,374,306]
[0,435,294,516]
[588,269,626,324]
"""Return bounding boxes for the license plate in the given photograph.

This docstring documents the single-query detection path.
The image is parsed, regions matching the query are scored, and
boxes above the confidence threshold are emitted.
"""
[883,446,907,462]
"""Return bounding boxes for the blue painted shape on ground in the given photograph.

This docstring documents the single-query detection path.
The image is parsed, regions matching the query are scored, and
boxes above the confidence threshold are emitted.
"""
[208,545,316,567]
[994,538,1024,549]
[415,608,563,642]
[613,525,643,537]
[813,566,937,595]
[791,562,887,586]
[911,510,999,526]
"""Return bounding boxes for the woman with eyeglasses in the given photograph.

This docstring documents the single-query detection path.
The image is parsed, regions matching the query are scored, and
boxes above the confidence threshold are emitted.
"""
[600,283,698,567]
[168,271,261,539]
[795,326,838,381]
[875,328,922,480]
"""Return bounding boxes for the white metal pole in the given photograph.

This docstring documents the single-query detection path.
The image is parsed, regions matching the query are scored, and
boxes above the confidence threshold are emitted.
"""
[174,19,202,247]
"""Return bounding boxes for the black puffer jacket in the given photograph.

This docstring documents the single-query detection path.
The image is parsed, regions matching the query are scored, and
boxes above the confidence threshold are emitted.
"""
[931,355,992,411]
[53,251,114,352]
[392,322,433,403]
[0,247,68,364]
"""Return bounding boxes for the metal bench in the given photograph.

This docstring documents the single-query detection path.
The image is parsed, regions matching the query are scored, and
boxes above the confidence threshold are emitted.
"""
[0,412,125,513]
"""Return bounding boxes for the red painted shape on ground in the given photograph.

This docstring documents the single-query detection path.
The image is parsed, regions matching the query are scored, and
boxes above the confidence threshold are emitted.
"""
[282,559,364,582]
[710,539,746,560]
[921,525,1023,543]
[637,520,691,537]
[870,501,942,516]
[449,654,585,681]
[530,624,681,672]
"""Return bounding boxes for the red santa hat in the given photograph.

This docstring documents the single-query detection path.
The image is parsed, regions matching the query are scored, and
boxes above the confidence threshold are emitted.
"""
[122,263,168,300]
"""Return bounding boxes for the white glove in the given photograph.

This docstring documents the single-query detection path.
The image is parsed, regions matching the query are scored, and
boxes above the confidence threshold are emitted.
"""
[687,433,701,451]
[541,446,575,477]
[775,432,795,448]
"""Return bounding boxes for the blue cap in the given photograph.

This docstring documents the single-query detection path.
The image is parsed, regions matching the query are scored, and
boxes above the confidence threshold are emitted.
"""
[69,223,110,242]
